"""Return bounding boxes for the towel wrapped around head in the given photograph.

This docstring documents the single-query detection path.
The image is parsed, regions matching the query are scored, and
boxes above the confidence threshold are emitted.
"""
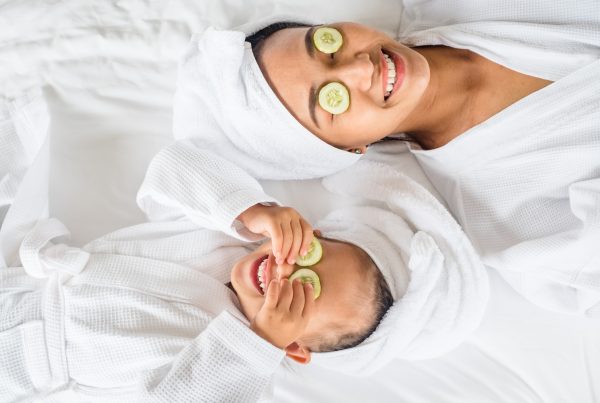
[311,159,489,375]
[173,22,360,180]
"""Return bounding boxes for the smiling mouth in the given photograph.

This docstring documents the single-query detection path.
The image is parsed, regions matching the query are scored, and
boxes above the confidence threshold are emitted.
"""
[250,255,271,295]
[381,49,405,101]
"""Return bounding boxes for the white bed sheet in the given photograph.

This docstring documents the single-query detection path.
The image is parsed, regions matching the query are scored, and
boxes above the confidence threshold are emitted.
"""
[2,1,598,402]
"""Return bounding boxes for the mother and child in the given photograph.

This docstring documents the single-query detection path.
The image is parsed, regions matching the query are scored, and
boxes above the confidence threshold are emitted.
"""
[168,0,600,315]
[2,0,599,401]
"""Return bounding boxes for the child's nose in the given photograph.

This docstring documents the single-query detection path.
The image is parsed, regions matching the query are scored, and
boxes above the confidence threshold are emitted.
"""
[275,262,294,280]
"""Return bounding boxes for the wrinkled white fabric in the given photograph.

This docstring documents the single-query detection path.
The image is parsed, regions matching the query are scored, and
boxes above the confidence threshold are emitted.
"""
[311,159,488,374]
[0,94,286,403]
[173,25,360,180]
[138,142,488,375]
[410,59,600,316]
[0,89,49,268]
[398,0,600,82]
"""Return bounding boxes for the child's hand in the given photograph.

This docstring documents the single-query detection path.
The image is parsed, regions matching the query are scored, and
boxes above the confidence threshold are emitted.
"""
[250,279,316,349]
[238,204,314,265]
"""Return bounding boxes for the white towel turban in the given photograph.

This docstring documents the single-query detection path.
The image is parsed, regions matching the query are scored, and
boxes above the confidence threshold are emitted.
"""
[172,23,361,180]
[312,160,489,375]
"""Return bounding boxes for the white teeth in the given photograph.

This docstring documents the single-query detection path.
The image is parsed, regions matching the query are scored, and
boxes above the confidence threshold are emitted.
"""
[383,52,397,98]
[257,259,267,292]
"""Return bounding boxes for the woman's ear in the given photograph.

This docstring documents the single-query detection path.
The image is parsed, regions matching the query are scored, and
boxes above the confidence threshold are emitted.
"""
[285,342,312,364]
[346,145,368,155]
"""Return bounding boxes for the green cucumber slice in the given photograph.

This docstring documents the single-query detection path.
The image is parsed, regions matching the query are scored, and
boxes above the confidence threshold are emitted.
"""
[313,27,343,54]
[296,238,323,267]
[289,268,321,299]
[318,82,350,115]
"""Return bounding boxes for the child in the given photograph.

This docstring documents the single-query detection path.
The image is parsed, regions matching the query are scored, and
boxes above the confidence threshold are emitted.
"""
[1,92,487,402]
[1,201,395,402]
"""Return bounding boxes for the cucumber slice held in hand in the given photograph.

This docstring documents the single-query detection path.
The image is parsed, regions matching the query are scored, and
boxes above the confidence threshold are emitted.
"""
[289,268,321,299]
[313,27,343,54]
[296,238,323,267]
[318,82,350,115]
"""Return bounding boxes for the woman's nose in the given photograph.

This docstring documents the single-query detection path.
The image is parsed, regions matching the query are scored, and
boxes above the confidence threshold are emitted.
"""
[335,52,373,92]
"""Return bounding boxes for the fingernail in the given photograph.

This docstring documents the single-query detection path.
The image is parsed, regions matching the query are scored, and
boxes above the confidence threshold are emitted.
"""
[301,250,307,256]
[288,258,295,264]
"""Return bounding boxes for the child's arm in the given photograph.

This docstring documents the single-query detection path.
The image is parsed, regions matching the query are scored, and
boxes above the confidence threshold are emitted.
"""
[137,279,315,403]
[137,310,285,403]
[137,140,313,265]
[137,140,278,239]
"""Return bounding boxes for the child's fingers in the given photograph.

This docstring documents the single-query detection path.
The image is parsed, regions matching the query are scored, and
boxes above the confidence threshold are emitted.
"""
[276,279,293,310]
[263,280,279,309]
[268,223,284,263]
[302,283,316,318]
[299,219,314,257]
[287,220,303,264]
[278,222,293,265]
[289,279,306,315]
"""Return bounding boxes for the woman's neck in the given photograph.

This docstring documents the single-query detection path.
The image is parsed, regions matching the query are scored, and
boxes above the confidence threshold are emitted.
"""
[401,46,482,149]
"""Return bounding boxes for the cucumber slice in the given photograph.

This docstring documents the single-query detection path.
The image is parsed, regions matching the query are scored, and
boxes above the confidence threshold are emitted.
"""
[289,268,321,299]
[318,82,350,115]
[296,238,323,267]
[313,27,343,54]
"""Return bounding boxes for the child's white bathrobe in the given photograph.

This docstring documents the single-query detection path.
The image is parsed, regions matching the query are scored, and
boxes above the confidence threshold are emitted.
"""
[0,95,284,403]
[399,1,600,315]
[2,219,284,403]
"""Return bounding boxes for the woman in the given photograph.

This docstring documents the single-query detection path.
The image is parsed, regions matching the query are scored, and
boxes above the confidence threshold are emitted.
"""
[159,1,599,315]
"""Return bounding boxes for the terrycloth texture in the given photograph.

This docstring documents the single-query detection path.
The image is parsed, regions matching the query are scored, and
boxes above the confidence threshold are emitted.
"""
[398,0,600,82]
[2,218,285,403]
[138,142,488,375]
[0,89,49,268]
[172,25,360,180]
[410,59,600,316]
[311,160,488,374]
[0,93,285,402]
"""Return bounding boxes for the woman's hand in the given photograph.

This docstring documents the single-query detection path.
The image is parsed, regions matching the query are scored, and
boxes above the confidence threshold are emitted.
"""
[250,278,315,349]
[237,204,314,265]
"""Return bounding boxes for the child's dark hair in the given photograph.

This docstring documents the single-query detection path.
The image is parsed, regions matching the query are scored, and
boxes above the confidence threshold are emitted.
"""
[308,246,394,353]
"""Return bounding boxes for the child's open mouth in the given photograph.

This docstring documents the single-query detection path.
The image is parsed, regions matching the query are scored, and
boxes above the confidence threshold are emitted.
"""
[250,254,272,295]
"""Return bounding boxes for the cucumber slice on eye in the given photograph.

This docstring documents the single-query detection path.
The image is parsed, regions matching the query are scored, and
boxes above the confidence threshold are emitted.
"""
[313,27,343,54]
[289,268,321,299]
[318,82,350,115]
[296,238,323,267]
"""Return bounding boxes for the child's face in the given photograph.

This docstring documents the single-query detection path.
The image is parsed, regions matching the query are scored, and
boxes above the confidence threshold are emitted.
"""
[231,238,373,346]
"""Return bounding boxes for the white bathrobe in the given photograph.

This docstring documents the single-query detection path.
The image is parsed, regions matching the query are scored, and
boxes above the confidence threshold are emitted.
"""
[162,0,600,316]
[0,95,285,403]
[400,0,600,315]
[1,219,288,403]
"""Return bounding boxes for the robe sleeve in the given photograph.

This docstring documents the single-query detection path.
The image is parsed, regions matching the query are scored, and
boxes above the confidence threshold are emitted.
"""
[136,140,280,241]
[137,310,285,403]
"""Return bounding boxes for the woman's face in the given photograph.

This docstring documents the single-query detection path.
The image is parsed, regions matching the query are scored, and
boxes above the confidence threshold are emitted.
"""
[231,238,373,344]
[259,22,430,149]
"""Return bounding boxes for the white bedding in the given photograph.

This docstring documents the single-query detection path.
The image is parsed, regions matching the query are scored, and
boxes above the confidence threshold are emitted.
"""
[1,1,599,401]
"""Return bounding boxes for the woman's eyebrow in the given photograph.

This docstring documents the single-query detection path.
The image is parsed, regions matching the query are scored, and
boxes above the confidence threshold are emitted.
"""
[304,26,316,58]
[304,27,320,128]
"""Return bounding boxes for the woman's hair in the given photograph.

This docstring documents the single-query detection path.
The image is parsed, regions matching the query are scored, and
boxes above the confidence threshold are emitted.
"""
[247,22,417,146]
[245,22,311,63]
[305,243,394,353]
